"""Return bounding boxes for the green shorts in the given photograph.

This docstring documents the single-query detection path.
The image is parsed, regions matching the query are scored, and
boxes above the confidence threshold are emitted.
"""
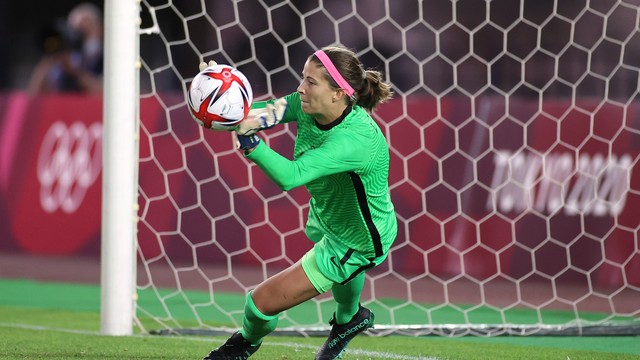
[301,214,388,293]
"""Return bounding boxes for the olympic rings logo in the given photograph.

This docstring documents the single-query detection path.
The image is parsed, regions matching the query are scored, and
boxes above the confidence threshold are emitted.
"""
[37,121,102,213]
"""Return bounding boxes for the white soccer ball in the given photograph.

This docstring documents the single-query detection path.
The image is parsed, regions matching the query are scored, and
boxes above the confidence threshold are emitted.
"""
[187,64,253,131]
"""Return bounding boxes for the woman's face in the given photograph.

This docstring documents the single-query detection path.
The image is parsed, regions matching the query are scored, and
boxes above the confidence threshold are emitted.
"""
[297,59,339,119]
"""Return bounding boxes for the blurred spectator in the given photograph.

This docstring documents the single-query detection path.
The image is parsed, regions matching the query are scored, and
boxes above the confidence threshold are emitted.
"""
[27,2,103,95]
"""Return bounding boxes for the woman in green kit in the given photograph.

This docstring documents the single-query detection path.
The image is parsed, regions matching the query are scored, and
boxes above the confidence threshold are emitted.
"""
[203,45,397,360]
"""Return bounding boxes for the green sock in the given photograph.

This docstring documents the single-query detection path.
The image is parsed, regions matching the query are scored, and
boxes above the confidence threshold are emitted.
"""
[332,273,365,325]
[239,291,279,345]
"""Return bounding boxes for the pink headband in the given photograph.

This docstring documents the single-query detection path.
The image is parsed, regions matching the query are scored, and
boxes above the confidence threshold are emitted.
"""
[314,50,355,97]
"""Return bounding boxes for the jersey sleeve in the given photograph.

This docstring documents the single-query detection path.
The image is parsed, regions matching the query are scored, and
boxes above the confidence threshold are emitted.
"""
[246,128,370,191]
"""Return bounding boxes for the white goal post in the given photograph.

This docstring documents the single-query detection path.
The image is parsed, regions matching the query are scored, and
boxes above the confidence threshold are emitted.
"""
[101,0,640,337]
[100,0,140,336]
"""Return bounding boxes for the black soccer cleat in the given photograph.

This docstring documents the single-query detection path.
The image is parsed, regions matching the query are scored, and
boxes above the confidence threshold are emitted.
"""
[315,305,375,360]
[203,331,261,360]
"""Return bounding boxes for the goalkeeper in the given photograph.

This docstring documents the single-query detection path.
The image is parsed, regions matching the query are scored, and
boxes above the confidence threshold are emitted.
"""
[203,45,397,360]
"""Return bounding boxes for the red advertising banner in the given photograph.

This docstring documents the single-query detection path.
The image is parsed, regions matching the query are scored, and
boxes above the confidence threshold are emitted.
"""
[1,93,102,254]
[0,93,638,288]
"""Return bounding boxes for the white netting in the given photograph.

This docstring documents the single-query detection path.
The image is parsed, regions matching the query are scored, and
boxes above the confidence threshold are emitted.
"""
[135,0,640,336]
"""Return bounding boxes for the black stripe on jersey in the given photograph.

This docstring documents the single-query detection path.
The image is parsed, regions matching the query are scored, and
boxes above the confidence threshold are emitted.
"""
[348,172,383,258]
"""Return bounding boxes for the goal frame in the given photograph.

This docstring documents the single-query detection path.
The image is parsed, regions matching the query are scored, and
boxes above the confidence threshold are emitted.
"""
[100,0,640,338]
[100,0,139,336]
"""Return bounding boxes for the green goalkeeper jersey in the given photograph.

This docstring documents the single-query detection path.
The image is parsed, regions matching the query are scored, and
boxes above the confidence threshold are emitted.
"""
[246,92,397,259]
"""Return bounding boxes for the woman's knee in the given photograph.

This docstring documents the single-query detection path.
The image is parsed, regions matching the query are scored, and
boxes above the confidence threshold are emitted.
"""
[250,263,319,315]
[250,285,278,315]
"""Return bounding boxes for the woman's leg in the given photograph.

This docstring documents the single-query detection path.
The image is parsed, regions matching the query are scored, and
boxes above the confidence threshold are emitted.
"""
[241,261,320,344]
[252,260,320,314]
[315,273,372,359]
[331,272,365,324]
[239,291,278,345]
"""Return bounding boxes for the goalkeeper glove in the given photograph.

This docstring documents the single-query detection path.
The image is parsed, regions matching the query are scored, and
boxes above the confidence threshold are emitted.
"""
[199,60,217,72]
[236,98,288,135]
[236,133,261,152]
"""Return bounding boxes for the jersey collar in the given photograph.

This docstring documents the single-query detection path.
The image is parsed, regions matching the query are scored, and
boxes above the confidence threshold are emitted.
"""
[315,105,353,131]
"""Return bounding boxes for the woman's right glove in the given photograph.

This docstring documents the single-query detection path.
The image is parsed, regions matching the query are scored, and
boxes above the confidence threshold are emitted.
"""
[199,60,217,71]
[236,133,261,152]
[236,98,288,135]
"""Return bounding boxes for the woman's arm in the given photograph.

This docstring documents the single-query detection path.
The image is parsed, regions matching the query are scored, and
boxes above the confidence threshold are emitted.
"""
[246,131,369,190]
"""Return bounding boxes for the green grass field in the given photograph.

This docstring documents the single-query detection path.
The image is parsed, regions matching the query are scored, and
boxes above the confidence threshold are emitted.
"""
[1,279,639,359]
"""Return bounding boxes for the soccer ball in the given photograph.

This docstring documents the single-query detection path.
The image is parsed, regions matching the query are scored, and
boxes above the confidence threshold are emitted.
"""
[187,64,253,131]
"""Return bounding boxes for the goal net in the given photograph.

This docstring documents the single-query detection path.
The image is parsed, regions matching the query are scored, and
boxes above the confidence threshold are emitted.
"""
[135,0,640,337]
